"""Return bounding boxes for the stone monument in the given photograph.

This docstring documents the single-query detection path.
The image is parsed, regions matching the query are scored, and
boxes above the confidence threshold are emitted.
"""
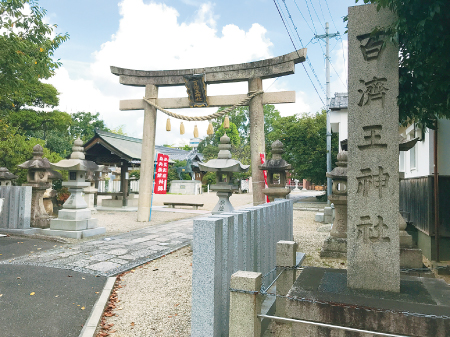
[284,6,450,336]
[320,151,348,258]
[46,139,105,239]
[347,4,400,292]
[18,144,52,228]
[198,133,249,214]
[258,140,292,201]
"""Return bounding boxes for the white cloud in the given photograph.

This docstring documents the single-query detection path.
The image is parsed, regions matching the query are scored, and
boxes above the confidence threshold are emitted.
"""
[46,0,283,144]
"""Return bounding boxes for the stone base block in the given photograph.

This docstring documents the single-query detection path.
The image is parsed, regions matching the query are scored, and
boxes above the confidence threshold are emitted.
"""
[286,267,450,337]
[315,212,324,222]
[0,228,39,235]
[320,237,347,258]
[39,227,105,239]
[50,218,98,231]
[400,232,414,248]
[58,208,91,220]
[323,207,333,224]
[101,198,139,207]
[32,217,50,229]
[400,247,423,269]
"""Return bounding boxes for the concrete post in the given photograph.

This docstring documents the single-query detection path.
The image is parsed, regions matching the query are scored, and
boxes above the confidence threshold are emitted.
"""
[137,84,158,221]
[229,271,262,337]
[276,240,298,317]
[248,78,266,206]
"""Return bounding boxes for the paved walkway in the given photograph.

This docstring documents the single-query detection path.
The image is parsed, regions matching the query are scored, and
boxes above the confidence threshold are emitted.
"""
[0,216,196,277]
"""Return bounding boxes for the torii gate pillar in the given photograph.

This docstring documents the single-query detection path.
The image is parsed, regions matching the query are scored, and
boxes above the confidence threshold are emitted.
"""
[249,78,265,205]
[138,84,158,221]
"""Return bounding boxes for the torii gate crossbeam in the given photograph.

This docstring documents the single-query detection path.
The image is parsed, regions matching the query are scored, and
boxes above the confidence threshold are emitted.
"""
[111,48,306,221]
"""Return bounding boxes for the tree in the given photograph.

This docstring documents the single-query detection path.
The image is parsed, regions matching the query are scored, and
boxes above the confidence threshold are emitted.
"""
[212,105,281,146]
[7,109,71,138]
[0,0,69,110]
[70,112,110,141]
[0,122,63,185]
[354,0,450,129]
[267,111,339,185]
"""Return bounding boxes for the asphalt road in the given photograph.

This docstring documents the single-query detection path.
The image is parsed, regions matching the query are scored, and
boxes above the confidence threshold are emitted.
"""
[0,236,107,337]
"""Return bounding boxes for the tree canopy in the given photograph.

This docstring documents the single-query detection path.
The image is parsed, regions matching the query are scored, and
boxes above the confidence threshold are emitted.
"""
[355,0,450,129]
[0,0,69,110]
[267,111,339,185]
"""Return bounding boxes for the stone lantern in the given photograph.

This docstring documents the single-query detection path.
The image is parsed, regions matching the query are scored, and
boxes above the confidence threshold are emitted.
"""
[18,144,52,228]
[47,139,105,238]
[320,150,348,258]
[198,133,249,214]
[0,167,18,186]
[259,140,292,201]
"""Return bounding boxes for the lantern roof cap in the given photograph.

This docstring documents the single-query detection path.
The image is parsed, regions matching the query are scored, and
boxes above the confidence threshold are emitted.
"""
[17,144,52,170]
[326,150,348,179]
[50,138,99,172]
[198,132,249,172]
[0,167,18,180]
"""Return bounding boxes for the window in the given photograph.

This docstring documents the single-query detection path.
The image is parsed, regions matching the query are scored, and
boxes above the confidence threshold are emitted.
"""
[399,151,405,172]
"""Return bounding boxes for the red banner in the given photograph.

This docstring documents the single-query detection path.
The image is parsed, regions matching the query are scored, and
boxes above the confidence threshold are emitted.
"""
[260,153,269,203]
[154,154,169,194]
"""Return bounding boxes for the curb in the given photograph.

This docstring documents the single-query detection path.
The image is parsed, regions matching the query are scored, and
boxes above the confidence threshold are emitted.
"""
[79,276,117,337]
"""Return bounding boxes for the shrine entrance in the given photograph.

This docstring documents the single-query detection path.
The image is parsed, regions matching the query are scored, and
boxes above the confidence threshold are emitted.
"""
[111,48,306,221]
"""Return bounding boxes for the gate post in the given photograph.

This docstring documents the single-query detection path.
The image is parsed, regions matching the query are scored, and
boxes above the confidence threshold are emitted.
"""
[249,78,266,206]
[137,84,158,221]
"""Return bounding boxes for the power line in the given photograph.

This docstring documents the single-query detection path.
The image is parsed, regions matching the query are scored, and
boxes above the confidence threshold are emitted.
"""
[292,0,315,35]
[308,0,325,30]
[329,59,346,87]
[317,0,328,26]
[323,0,347,74]
[282,0,326,96]
[272,0,325,106]
[303,0,317,33]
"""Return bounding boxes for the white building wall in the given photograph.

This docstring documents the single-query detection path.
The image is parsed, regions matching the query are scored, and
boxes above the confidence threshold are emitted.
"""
[402,124,432,178]
[401,118,450,178]
[330,109,348,151]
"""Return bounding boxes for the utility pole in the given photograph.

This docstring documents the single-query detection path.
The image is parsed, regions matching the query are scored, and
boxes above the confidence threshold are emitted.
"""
[315,22,339,203]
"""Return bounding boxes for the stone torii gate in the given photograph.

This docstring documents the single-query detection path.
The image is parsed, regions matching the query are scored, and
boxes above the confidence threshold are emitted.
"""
[111,49,306,221]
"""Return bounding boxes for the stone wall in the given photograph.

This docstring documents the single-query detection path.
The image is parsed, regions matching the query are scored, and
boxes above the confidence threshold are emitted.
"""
[0,186,32,229]
[191,199,293,336]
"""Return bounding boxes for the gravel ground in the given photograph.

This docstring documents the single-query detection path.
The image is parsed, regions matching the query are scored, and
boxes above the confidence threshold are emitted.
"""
[97,247,193,337]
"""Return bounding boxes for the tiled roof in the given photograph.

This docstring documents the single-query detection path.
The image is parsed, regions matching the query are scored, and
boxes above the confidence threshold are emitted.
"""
[329,92,348,110]
[87,129,202,164]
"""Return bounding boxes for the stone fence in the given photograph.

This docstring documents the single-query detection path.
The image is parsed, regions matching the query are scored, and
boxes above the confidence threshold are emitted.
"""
[191,199,293,337]
[0,186,32,231]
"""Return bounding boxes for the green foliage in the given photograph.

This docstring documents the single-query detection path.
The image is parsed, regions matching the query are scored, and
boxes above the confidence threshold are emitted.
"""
[211,105,281,146]
[7,109,71,137]
[0,0,69,110]
[198,105,281,179]
[214,122,240,147]
[109,125,127,136]
[129,169,140,180]
[70,112,110,141]
[0,122,63,185]
[203,171,216,185]
[267,111,338,185]
[181,144,193,151]
[354,0,450,128]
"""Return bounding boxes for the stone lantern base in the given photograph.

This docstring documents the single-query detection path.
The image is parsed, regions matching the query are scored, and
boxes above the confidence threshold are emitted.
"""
[212,191,234,214]
[43,208,105,239]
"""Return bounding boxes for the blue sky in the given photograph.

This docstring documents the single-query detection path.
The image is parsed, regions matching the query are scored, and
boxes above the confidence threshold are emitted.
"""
[39,0,360,146]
